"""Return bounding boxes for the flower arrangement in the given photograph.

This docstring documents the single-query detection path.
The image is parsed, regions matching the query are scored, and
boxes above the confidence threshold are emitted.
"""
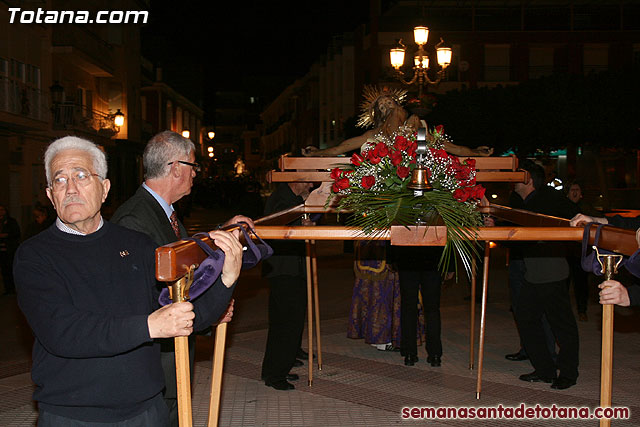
[328,124,486,274]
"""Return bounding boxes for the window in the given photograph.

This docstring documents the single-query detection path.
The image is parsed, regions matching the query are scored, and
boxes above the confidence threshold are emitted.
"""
[0,58,8,112]
[529,47,554,79]
[1,59,42,119]
[583,44,608,75]
[484,45,510,82]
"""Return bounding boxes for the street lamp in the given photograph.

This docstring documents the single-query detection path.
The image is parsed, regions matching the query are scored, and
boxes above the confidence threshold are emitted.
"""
[207,131,215,140]
[389,25,452,97]
[181,130,190,139]
[113,109,125,127]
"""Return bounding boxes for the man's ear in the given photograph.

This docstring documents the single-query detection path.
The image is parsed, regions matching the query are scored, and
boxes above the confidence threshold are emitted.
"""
[45,187,55,210]
[101,179,111,203]
[170,162,181,178]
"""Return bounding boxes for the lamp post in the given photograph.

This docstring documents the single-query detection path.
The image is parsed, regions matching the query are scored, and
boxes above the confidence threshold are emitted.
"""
[389,26,452,98]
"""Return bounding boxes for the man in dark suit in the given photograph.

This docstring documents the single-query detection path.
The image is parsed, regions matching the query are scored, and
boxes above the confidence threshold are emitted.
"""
[512,160,579,390]
[111,130,248,425]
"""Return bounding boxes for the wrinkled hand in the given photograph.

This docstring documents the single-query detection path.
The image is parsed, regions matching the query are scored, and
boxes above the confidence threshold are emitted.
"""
[209,230,243,288]
[223,215,255,232]
[598,280,630,307]
[473,146,494,156]
[148,302,195,338]
[569,213,607,227]
[217,299,234,324]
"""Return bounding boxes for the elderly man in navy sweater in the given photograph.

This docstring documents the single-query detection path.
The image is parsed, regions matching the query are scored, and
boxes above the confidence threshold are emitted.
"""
[14,136,243,426]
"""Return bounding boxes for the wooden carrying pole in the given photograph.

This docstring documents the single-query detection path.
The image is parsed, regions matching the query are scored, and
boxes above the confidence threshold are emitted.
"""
[311,241,323,370]
[207,322,228,427]
[475,242,491,399]
[469,259,477,370]
[305,240,314,386]
[156,224,250,427]
[168,267,195,427]
[597,254,623,427]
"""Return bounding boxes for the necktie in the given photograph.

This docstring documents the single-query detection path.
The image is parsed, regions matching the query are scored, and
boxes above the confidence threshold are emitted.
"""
[170,211,181,239]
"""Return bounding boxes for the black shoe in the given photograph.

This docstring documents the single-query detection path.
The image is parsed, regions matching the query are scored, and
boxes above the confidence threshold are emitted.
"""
[292,359,303,367]
[286,373,299,381]
[404,354,419,366]
[551,376,576,390]
[505,352,529,361]
[427,355,441,367]
[265,379,295,390]
[519,372,555,383]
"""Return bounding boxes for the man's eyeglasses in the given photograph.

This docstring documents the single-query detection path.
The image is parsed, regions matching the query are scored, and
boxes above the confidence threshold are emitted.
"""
[50,170,102,192]
[168,160,201,173]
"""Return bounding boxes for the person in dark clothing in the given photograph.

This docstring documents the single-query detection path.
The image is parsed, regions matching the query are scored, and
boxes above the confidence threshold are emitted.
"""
[511,160,580,390]
[0,204,20,295]
[14,136,242,426]
[24,204,53,239]
[485,193,556,363]
[111,130,245,426]
[395,246,452,367]
[565,181,599,321]
[261,182,314,390]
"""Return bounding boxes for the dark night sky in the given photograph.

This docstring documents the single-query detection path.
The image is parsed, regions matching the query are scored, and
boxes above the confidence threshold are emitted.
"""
[141,0,372,110]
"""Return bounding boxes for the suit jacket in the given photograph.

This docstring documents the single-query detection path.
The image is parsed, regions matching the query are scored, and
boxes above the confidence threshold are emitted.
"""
[111,186,187,246]
[110,185,233,404]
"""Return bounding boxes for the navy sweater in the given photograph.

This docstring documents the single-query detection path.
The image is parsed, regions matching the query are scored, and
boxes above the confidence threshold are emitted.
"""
[14,221,234,422]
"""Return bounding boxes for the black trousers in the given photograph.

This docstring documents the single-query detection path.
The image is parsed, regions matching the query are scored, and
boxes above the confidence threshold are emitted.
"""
[0,251,15,293]
[37,393,169,426]
[261,275,306,382]
[516,279,579,380]
[568,254,589,314]
[399,268,442,358]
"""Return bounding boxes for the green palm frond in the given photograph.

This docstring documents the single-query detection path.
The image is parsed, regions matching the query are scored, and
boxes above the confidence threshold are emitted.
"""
[337,188,481,278]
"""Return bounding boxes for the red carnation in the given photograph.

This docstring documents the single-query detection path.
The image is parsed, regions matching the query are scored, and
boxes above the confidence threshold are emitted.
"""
[453,188,470,202]
[361,175,375,189]
[374,142,389,158]
[351,153,364,166]
[471,185,486,200]
[432,148,448,159]
[368,154,381,165]
[455,166,472,181]
[394,135,409,151]
[435,124,444,135]
[390,149,403,166]
[464,158,476,169]
[332,177,350,193]
[397,166,411,179]
[407,142,418,158]
[330,167,342,180]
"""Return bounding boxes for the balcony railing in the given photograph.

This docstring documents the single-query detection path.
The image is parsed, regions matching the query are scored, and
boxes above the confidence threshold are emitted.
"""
[52,103,119,137]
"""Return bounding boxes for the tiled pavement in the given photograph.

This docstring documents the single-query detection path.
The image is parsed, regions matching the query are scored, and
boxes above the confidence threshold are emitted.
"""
[2,207,640,426]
